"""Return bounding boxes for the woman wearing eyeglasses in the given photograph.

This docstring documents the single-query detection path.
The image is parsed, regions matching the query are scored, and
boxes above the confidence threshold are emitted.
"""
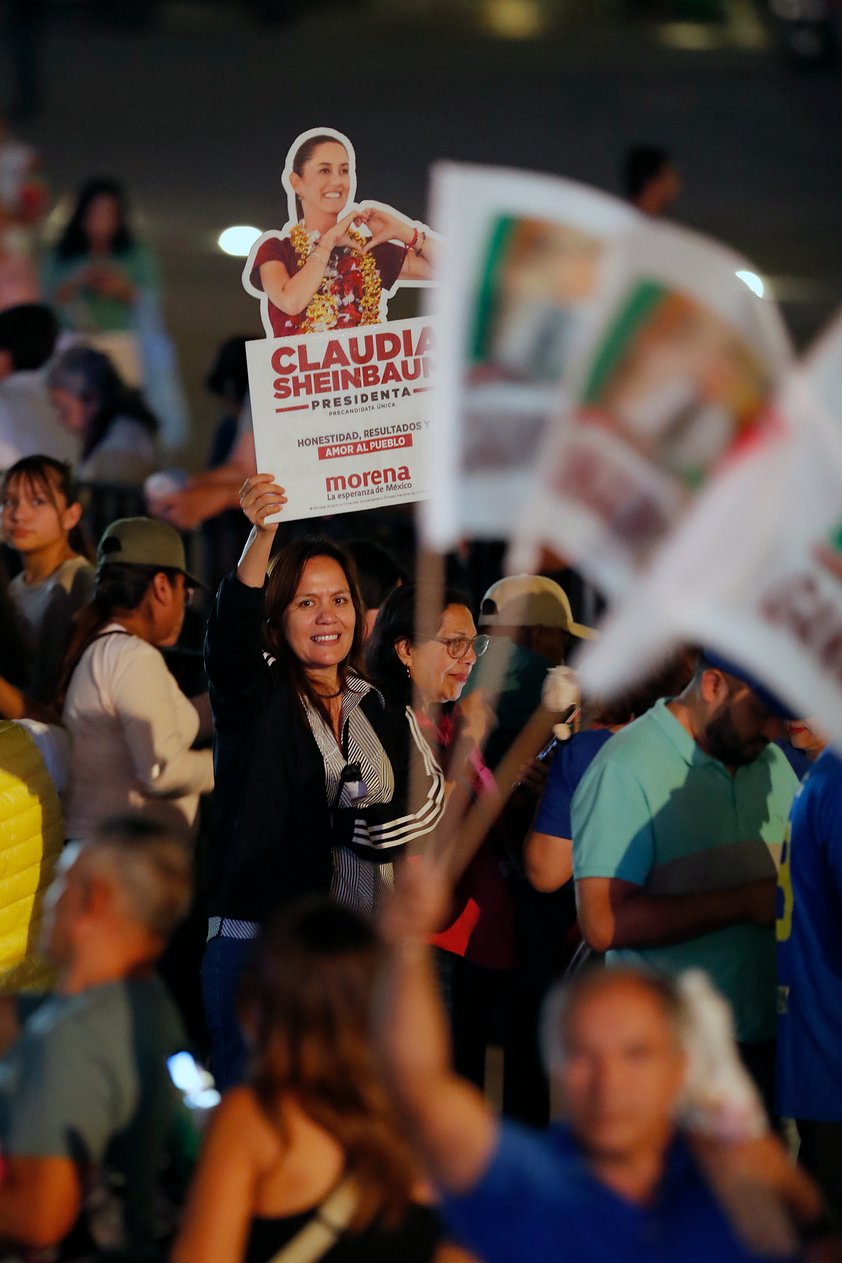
[365,581,493,816]
[367,584,521,1104]
[203,473,448,1089]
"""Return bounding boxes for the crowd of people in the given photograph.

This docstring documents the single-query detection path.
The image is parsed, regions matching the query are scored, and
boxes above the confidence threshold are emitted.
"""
[0,126,840,1263]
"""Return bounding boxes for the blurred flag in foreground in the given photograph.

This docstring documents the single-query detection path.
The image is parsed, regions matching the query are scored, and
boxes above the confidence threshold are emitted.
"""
[508,217,792,596]
[421,163,635,551]
[578,314,842,748]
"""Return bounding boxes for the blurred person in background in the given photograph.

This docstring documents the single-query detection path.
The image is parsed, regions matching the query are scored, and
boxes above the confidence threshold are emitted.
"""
[0,303,78,469]
[778,718,827,781]
[525,650,698,896]
[42,177,158,343]
[0,816,191,1255]
[467,573,596,770]
[42,177,187,447]
[146,322,256,599]
[58,517,213,843]
[0,112,46,310]
[203,474,442,1089]
[622,144,682,217]
[376,858,832,1263]
[1,455,94,703]
[174,898,467,1263]
[143,331,253,539]
[777,747,842,1227]
[47,343,160,485]
[204,335,251,470]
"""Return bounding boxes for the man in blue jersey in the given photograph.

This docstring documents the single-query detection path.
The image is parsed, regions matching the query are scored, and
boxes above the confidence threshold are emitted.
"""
[778,748,842,1226]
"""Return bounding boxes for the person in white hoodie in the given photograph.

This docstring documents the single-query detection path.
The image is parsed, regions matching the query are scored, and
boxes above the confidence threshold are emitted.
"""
[59,516,213,840]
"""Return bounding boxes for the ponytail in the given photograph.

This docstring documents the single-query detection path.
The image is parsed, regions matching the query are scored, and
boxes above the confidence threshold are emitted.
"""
[54,564,156,708]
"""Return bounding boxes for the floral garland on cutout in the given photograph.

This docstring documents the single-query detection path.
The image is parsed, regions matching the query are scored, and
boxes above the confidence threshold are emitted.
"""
[290,222,382,332]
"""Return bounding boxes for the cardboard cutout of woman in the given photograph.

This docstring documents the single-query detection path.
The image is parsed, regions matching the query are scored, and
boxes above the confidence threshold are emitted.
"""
[243,127,437,340]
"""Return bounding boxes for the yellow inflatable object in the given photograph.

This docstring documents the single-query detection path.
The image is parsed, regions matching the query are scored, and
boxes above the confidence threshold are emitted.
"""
[0,721,63,992]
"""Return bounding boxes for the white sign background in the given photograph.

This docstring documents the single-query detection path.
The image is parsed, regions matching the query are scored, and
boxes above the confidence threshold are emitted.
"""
[246,316,435,521]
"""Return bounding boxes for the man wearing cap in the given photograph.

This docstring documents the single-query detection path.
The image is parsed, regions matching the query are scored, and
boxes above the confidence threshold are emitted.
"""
[467,574,596,770]
[572,651,799,1109]
[61,518,213,841]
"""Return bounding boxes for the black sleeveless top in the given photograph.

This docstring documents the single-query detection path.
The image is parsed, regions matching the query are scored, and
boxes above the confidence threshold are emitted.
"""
[244,1201,442,1263]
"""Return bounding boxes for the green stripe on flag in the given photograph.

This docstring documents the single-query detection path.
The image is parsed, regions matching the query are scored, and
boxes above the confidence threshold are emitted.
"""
[582,279,667,404]
[469,215,518,365]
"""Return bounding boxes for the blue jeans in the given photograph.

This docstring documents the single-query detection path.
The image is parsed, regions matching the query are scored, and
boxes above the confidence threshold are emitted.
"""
[201,935,256,1090]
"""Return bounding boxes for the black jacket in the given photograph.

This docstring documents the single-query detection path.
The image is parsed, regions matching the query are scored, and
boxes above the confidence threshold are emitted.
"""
[204,573,444,923]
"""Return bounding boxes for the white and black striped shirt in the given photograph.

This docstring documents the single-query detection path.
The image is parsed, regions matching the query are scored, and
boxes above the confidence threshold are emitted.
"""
[303,683,446,919]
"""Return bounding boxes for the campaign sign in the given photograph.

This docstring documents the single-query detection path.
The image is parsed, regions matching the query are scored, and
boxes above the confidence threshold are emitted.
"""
[246,316,435,520]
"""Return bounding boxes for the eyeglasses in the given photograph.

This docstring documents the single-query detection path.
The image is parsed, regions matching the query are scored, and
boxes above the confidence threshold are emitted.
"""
[430,634,491,661]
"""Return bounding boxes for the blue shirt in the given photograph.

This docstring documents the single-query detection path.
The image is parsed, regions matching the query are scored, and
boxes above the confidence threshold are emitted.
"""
[534,728,614,839]
[777,748,842,1118]
[442,1120,794,1263]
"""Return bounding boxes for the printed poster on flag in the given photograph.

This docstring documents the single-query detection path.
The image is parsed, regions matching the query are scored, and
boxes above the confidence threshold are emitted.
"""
[578,312,842,750]
[509,217,792,597]
[421,162,635,550]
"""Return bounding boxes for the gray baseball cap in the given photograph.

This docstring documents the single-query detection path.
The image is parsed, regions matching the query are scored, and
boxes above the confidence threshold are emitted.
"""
[97,518,205,589]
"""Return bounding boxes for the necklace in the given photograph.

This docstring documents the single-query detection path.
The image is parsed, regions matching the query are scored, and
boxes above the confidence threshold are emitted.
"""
[290,221,382,332]
[316,688,343,700]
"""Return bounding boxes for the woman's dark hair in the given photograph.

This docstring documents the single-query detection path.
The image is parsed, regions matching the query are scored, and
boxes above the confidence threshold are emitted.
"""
[366,581,474,708]
[1,455,94,560]
[55,177,134,260]
[264,537,366,724]
[47,345,158,461]
[54,562,174,707]
[240,898,417,1231]
[290,134,349,222]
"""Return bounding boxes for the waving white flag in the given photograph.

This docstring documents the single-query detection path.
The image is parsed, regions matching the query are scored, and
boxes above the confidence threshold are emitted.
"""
[508,217,792,595]
[579,313,842,747]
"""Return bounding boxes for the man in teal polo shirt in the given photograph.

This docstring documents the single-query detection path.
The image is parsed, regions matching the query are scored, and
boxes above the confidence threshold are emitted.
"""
[573,651,799,1107]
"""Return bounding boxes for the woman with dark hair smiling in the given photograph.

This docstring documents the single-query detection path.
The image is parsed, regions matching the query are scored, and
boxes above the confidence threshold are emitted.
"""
[244,129,437,338]
[203,472,446,1088]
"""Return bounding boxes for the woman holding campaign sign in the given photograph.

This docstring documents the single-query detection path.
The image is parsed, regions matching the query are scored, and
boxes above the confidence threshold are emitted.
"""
[244,127,437,338]
[203,471,446,1088]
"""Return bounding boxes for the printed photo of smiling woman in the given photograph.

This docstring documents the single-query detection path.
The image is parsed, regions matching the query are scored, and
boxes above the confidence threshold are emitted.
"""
[242,126,438,340]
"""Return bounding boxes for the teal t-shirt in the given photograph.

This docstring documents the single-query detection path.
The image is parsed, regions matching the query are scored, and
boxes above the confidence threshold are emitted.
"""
[572,699,799,1042]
